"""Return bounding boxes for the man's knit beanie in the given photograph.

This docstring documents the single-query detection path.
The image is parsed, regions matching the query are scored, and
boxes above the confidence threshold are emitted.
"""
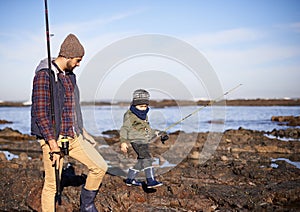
[59,34,85,58]
[132,89,150,106]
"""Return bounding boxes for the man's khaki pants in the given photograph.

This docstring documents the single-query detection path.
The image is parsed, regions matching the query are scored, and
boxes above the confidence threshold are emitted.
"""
[40,134,107,212]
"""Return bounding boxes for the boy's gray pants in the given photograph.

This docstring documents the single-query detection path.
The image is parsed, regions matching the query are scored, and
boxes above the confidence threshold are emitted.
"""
[131,142,152,170]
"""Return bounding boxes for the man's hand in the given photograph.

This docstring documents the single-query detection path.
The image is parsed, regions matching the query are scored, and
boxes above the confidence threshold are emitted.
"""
[50,152,61,169]
[120,142,128,153]
[48,139,61,168]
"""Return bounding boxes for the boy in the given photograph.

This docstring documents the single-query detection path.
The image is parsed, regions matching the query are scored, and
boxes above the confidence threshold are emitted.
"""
[120,89,168,188]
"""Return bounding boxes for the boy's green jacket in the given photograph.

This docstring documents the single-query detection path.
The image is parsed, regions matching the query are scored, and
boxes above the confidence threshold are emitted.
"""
[120,109,157,144]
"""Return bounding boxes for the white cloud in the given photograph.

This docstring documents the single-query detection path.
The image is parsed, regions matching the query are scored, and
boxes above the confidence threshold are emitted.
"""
[185,28,265,48]
[0,30,45,61]
[288,22,300,33]
[0,9,145,101]
[182,27,300,99]
[206,44,300,69]
[184,27,300,74]
[275,22,300,33]
[50,8,145,38]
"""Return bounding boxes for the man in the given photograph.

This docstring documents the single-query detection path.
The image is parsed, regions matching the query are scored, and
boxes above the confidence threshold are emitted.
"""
[31,33,107,212]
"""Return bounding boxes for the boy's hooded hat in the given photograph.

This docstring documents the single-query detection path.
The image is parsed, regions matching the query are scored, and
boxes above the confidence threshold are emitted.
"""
[59,34,85,58]
[132,89,150,106]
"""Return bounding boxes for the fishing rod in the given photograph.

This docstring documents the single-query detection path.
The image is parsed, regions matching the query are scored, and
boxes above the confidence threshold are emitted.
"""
[44,0,61,206]
[44,0,55,132]
[152,84,242,143]
[54,161,62,205]
[44,0,51,74]
[163,83,242,132]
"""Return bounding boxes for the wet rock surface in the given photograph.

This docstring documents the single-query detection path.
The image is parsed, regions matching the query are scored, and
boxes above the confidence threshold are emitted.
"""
[272,115,300,127]
[0,126,300,211]
[0,119,13,124]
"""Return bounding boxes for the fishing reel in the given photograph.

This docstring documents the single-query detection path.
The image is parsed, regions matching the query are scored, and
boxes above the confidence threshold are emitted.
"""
[49,136,69,161]
[60,137,69,155]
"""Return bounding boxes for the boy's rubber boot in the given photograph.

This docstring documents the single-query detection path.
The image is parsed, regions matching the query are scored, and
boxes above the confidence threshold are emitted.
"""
[144,167,163,188]
[125,169,142,186]
[80,187,98,212]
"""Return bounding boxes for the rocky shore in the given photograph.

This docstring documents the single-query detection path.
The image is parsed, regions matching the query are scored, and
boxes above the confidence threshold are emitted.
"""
[0,117,300,211]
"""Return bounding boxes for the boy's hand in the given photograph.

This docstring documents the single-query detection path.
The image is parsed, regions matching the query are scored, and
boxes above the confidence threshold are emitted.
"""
[160,134,169,144]
[120,142,128,153]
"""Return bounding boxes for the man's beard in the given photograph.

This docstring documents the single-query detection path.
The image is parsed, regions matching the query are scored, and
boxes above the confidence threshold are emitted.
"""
[66,60,75,72]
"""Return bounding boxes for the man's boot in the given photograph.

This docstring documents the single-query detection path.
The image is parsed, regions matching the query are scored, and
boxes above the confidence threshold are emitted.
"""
[144,167,163,188]
[125,169,142,186]
[80,187,98,212]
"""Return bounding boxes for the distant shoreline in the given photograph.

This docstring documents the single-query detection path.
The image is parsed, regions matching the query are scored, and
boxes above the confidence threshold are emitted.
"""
[1,98,300,107]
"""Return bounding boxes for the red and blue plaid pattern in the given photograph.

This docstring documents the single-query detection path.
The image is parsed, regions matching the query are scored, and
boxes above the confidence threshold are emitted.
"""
[58,72,75,138]
[32,71,76,141]
[32,71,55,141]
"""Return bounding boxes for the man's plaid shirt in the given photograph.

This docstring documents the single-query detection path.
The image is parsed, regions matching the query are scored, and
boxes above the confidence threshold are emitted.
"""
[32,70,77,141]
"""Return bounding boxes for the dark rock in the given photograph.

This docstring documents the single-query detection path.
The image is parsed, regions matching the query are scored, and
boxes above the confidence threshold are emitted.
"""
[0,119,13,124]
[271,115,300,126]
[0,127,35,140]
[267,128,300,139]
[102,129,120,137]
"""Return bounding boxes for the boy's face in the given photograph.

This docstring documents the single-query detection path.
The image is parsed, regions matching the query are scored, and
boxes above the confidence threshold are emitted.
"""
[135,104,148,111]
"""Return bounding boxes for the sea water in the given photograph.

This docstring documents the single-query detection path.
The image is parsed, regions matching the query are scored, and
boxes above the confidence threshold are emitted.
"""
[1,105,299,168]
[0,105,299,135]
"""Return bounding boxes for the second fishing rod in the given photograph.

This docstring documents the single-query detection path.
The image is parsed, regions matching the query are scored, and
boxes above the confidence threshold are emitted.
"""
[151,84,242,143]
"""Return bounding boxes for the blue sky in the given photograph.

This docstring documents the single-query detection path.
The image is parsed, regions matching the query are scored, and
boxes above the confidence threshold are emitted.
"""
[0,0,299,101]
